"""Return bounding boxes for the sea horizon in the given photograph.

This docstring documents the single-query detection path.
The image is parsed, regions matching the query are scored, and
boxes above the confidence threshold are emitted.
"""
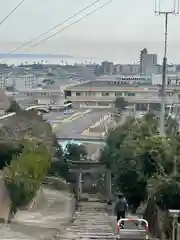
[0,53,103,66]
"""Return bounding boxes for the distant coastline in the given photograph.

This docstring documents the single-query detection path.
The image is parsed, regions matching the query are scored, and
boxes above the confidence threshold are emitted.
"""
[0,53,75,59]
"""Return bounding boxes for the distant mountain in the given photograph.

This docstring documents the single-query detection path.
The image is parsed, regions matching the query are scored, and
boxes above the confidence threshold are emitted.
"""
[0,53,74,58]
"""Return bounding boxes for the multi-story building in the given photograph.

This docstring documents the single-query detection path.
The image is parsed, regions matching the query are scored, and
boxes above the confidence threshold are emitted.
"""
[64,80,180,111]
[0,73,40,89]
[114,64,140,75]
[14,88,64,105]
[8,80,76,106]
[140,48,158,75]
[140,48,148,73]
[102,61,114,75]
[141,53,158,75]
[62,64,95,81]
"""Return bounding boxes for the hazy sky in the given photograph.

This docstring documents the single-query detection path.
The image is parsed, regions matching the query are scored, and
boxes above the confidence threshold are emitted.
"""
[0,0,180,63]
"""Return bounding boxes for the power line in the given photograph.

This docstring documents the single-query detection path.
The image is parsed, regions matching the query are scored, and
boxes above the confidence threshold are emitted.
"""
[1,0,101,61]
[0,0,26,26]
[24,0,114,51]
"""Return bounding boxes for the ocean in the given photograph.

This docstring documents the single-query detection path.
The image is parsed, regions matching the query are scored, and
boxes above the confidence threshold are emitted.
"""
[0,54,103,66]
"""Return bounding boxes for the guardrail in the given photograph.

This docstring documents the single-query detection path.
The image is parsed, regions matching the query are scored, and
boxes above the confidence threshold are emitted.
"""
[0,106,42,120]
[57,137,105,142]
[116,218,149,238]
[0,104,58,121]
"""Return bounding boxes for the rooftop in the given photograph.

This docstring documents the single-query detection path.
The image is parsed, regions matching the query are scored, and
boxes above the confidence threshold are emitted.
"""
[65,80,158,91]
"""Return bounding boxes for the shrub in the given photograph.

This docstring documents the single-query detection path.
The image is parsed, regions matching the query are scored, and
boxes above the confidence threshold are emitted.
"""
[4,140,51,213]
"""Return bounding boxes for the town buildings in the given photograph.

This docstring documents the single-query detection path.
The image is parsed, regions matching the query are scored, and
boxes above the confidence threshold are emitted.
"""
[64,79,180,111]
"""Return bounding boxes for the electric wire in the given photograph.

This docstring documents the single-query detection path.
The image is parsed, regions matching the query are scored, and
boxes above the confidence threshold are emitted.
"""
[0,0,26,26]
[1,0,102,61]
[30,0,113,49]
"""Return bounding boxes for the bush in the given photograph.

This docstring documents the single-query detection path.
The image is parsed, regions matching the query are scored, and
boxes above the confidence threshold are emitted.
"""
[4,140,51,214]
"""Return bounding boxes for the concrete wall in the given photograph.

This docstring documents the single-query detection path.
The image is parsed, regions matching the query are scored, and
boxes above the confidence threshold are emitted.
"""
[0,176,11,222]
[42,177,77,227]
[28,186,45,210]
[43,176,72,191]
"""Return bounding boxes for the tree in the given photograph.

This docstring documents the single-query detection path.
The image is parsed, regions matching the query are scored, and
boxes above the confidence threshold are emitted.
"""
[114,97,128,113]
[165,116,179,137]
[100,110,180,238]
[155,179,180,210]
[6,100,22,113]
[4,141,51,214]
[48,140,70,180]
[100,112,180,211]
[0,106,61,178]
[65,143,88,161]
[136,135,174,178]
[100,117,147,209]
[116,167,147,211]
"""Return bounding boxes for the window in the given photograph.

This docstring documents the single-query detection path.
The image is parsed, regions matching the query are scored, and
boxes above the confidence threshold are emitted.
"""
[115,92,122,96]
[76,92,81,96]
[102,92,109,96]
[86,92,96,96]
[124,92,135,96]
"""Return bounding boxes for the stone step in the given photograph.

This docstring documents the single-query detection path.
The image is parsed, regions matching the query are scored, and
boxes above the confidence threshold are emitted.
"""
[57,200,116,240]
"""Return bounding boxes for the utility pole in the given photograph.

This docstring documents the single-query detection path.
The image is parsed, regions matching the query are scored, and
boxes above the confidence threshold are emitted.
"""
[155,0,179,136]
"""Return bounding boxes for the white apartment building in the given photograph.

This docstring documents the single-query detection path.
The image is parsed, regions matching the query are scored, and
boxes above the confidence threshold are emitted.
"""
[0,74,42,89]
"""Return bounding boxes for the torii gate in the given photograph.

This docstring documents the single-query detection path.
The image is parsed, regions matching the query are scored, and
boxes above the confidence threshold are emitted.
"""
[68,160,111,201]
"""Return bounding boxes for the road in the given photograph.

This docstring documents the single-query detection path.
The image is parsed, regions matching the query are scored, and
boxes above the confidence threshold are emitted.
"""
[44,109,109,139]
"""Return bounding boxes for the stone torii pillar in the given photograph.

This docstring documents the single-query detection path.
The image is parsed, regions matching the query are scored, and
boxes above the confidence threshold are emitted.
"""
[105,170,111,201]
[77,170,82,201]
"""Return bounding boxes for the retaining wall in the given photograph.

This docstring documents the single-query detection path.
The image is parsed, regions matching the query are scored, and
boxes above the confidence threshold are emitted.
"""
[0,176,11,223]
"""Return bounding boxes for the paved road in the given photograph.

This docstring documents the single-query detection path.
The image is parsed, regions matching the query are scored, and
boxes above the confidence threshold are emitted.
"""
[52,109,109,139]
[43,109,85,122]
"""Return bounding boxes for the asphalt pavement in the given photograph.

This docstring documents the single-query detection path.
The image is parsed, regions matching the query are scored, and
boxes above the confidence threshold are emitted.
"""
[50,109,109,139]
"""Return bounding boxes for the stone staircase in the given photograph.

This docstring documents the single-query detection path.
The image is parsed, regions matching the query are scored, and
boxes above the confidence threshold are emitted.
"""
[58,199,116,240]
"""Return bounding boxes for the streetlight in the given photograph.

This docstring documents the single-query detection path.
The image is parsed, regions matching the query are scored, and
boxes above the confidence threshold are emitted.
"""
[155,0,179,136]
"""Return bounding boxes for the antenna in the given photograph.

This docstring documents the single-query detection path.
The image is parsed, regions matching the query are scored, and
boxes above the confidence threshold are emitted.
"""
[154,0,161,15]
[155,0,179,14]
[154,0,179,136]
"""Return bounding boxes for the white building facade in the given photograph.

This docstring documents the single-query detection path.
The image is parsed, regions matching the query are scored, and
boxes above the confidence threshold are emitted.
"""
[65,80,180,111]
[0,74,43,89]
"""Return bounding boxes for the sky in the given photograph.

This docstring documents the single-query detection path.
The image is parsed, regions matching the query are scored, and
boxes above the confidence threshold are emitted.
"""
[0,0,180,63]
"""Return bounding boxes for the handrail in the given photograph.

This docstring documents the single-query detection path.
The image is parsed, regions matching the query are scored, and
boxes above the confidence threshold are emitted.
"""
[117,218,149,233]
